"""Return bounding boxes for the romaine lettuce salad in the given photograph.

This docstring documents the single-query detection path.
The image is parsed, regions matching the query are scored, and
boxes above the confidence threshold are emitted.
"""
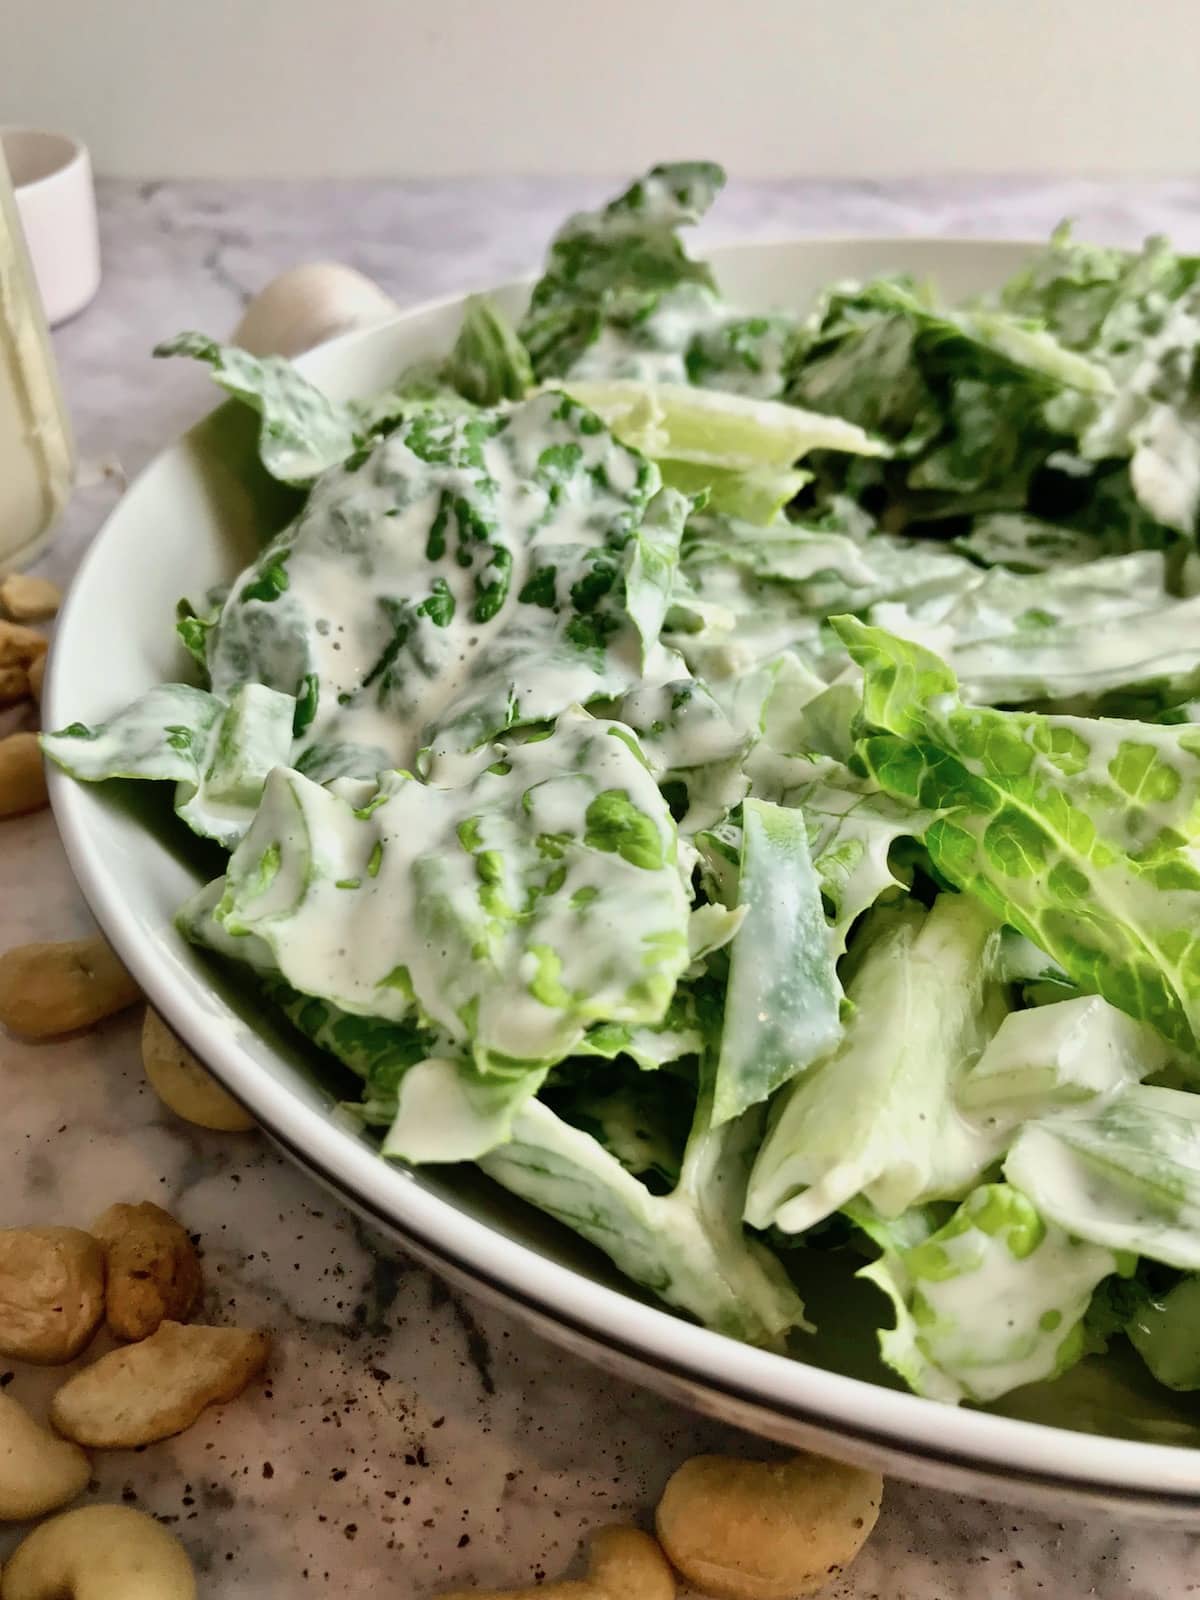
[46,163,1200,1408]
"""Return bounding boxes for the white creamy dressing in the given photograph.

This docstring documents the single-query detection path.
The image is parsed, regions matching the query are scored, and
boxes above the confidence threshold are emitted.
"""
[746,896,1007,1233]
[208,394,665,782]
[1005,1085,1200,1269]
[382,1056,540,1164]
[894,1198,1118,1403]
[960,995,1169,1129]
[214,707,691,1065]
[872,549,1200,703]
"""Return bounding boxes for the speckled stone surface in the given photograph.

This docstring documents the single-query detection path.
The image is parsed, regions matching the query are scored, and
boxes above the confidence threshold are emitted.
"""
[5,176,1200,1597]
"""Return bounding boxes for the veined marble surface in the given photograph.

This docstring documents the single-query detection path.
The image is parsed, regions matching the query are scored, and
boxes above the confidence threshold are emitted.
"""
[5,176,1200,1597]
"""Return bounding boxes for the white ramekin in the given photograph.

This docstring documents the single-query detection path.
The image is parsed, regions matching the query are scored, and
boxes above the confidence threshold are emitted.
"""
[2,127,101,326]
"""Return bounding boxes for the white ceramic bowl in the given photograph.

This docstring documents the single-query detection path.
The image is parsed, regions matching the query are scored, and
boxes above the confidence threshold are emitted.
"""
[46,239,1200,1521]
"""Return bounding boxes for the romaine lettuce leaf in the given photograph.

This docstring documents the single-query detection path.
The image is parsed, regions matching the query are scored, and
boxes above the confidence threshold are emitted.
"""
[617,676,750,835]
[212,706,691,1067]
[1127,1275,1200,1390]
[868,550,1200,707]
[953,512,1107,573]
[203,392,682,779]
[1001,230,1200,535]
[554,378,884,530]
[382,1055,549,1163]
[958,995,1171,1127]
[543,1054,697,1190]
[685,312,803,400]
[713,799,842,1125]
[748,754,926,950]
[520,164,812,400]
[441,294,533,405]
[561,378,886,473]
[480,1072,807,1347]
[745,894,1007,1234]
[657,459,809,525]
[838,617,1200,1050]
[998,225,1196,351]
[1076,288,1200,535]
[789,273,1111,526]
[520,162,726,382]
[43,681,296,848]
[267,980,440,1123]
[861,1182,1120,1402]
[155,332,361,483]
[1005,1085,1200,1269]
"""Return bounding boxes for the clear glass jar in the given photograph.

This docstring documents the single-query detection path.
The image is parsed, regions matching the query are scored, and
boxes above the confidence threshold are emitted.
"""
[0,141,73,569]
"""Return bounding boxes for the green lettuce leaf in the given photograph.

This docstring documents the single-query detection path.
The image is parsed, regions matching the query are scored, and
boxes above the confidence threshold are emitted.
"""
[868,549,1200,707]
[952,512,1108,573]
[203,392,679,780]
[441,295,533,405]
[713,799,842,1125]
[480,1067,807,1348]
[543,1055,697,1190]
[617,675,749,836]
[959,994,1171,1129]
[1077,288,1200,535]
[1005,1085,1200,1269]
[789,274,1110,525]
[561,377,886,492]
[382,1055,548,1163]
[747,750,927,952]
[745,893,1007,1234]
[837,617,1200,1050]
[520,162,726,381]
[1127,1275,1200,1390]
[861,1182,1120,1402]
[998,225,1196,351]
[268,980,440,1124]
[154,332,361,483]
[42,681,296,848]
[212,706,691,1068]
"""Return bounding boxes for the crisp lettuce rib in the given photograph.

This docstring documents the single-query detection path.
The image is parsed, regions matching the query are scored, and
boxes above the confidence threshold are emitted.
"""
[480,1075,807,1348]
[1005,1086,1200,1269]
[745,894,1007,1234]
[712,799,842,1125]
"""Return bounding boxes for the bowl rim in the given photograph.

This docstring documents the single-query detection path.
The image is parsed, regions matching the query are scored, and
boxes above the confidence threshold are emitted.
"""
[46,235,1200,1509]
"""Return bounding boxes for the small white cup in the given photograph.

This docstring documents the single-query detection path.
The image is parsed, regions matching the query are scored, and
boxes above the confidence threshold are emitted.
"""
[2,128,100,326]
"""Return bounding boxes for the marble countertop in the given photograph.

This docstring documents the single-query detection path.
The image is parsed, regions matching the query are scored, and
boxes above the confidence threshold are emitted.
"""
[6,175,1200,1598]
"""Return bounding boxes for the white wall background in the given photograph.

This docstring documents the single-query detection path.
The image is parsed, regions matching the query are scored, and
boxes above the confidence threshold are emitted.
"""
[5,0,1198,179]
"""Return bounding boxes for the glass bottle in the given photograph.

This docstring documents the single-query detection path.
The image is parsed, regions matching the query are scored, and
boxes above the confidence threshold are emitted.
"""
[0,141,73,569]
